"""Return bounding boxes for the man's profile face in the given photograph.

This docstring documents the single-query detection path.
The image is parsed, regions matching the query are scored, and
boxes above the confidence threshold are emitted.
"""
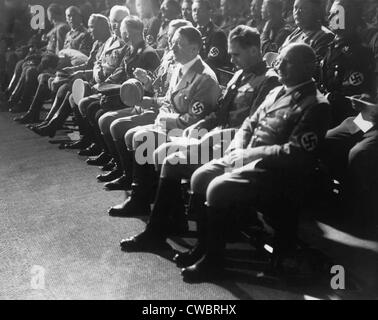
[192,2,210,26]
[121,23,132,44]
[66,8,81,29]
[110,15,124,37]
[171,31,194,64]
[161,0,178,21]
[229,41,258,70]
[87,17,97,40]
[293,0,317,30]
[182,1,192,21]
[275,47,302,86]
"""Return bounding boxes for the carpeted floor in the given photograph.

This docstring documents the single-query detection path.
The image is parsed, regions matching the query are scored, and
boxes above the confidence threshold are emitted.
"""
[0,111,374,300]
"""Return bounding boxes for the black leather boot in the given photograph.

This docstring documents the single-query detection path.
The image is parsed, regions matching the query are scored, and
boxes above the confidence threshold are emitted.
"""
[78,142,101,155]
[108,162,156,216]
[86,152,112,166]
[103,174,132,191]
[13,109,40,124]
[13,82,51,124]
[101,158,116,171]
[173,193,207,268]
[146,177,188,238]
[181,205,227,283]
[31,123,58,138]
[108,183,151,217]
[97,165,123,182]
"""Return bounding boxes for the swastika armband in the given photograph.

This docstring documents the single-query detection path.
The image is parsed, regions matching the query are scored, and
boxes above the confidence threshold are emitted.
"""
[209,47,220,58]
[301,132,318,152]
[348,72,364,86]
[192,101,205,115]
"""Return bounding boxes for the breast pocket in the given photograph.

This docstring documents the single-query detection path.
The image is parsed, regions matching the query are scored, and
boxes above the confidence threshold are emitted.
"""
[266,109,298,141]
[234,87,256,108]
[173,89,191,113]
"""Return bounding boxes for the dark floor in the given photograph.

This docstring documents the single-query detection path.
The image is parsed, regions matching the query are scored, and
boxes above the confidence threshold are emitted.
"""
[0,111,377,300]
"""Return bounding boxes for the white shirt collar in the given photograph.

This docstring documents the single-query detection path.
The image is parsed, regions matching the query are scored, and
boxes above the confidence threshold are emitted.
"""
[179,55,200,76]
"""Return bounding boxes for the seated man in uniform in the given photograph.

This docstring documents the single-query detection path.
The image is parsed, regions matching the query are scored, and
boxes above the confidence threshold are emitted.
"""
[82,15,161,168]
[7,6,93,114]
[15,13,112,126]
[191,0,231,72]
[3,3,69,113]
[321,0,376,127]
[61,5,130,151]
[96,19,192,189]
[108,25,280,217]
[321,94,378,238]
[107,26,221,216]
[119,43,331,284]
[155,0,182,55]
[26,14,113,137]
[281,0,334,63]
[260,0,293,56]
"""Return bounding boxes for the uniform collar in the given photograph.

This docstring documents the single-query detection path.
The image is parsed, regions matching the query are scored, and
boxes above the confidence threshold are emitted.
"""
[196,21,214,34]
[131,40,146,55]
[70,24,85,34]
[179,55,201,76]
[334,34,360,47]
[284,79,314,96]
[243,61,267,77]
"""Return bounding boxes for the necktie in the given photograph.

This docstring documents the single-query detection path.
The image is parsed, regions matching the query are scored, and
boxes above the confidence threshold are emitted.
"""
[176,68,183,86]
[275,87,287,101]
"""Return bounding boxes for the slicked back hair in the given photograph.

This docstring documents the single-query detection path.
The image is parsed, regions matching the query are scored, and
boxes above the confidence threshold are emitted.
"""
[176,25,203,49]
[228,25,261,49]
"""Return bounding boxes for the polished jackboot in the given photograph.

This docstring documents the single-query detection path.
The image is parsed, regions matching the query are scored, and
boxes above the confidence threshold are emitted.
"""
[86,152,112,166]
[108,162,157,217]
[103,144,133,191]
[173,193,207,268]
[31,98,72,138]
[13,80,51,124]
[181,205,227,283]
[97,134,123,182]
[147,177,188,237]
[118,178,184,252]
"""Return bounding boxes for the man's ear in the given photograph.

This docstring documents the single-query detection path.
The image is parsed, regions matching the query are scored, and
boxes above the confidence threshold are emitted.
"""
[248,46,260,57]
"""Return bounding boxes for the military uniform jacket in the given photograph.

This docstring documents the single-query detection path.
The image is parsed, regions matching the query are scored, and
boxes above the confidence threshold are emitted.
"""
[321,36,376,97]
[93,36,126,83]
[46,22,70,55]
[261,20,292,55]
[201,62,280,131]
[106,41,161,84]
[230,81,331,171]
[143,16,161,47]
[62,25,93,57]
[157,57,222,130]
[156,20,170,50]
[150,50,177,97]
[70,40,107,73]
[281,26,334,61]
[196,21,230,70]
